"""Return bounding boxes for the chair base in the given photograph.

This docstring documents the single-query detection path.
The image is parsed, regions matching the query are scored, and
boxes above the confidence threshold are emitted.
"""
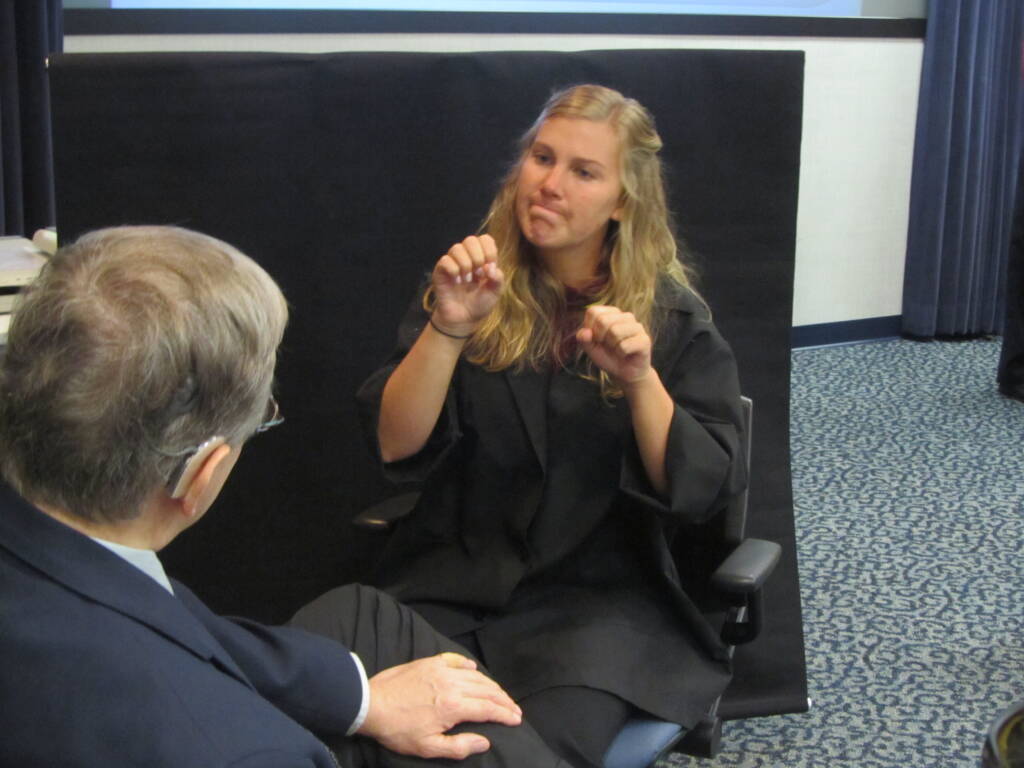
[675,715,722,759]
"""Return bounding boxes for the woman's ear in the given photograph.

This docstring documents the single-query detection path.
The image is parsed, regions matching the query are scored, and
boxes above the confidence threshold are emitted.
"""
[611,194,626,222]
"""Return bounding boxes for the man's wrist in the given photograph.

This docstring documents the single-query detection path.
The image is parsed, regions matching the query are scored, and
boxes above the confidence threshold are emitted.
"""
[346,652,370,736]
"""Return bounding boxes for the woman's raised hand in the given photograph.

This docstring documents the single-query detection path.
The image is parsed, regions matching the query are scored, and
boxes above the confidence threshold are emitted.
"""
[576,305,653,386]
[578,304,673,495]
[378,235,502,462]
[431,235,504,337]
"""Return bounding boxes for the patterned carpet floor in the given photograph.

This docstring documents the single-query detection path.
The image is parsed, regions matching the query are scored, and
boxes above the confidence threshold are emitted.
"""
[667,337,1024,768]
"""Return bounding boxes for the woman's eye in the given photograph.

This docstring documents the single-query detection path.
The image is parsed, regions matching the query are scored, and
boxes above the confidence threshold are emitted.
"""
[576,167,595,179]
[534,152,552,165]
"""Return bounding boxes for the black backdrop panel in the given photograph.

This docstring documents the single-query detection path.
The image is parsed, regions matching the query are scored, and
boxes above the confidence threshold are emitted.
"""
[49,49,806,719]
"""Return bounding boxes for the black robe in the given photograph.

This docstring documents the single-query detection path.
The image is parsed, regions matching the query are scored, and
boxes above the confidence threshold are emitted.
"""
[356,278,747,728]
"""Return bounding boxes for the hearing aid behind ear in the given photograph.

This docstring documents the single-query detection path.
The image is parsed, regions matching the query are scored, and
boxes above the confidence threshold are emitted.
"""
[167,437,226,499]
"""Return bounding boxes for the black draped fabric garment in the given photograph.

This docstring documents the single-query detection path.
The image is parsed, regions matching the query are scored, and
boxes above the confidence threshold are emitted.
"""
[356,278,747,728]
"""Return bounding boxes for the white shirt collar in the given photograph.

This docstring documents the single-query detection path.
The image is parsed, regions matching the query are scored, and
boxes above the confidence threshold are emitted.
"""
[91,537,175,595]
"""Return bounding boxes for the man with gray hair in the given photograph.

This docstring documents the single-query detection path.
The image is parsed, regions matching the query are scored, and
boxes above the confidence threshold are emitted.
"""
[0,226,565,767]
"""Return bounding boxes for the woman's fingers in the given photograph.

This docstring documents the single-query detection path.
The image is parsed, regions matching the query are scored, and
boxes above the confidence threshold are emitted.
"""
[431,237,504,330]
[478,233,498,263]
[448,243,473,283]
[582,306,643,349]
[445,235,499,284]
[434,254,463,285]
[578,305,652,383]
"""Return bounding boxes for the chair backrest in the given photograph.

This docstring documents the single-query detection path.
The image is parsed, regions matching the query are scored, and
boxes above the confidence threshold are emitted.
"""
[722,396,754,545]
[668,395,755,622]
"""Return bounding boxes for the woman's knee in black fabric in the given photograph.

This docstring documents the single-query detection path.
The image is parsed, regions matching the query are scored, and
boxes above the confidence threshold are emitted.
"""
[518,687,633,768]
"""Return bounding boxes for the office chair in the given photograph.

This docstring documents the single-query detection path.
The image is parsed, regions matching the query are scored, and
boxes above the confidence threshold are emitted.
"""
[355,396,781,767]
[982,701,1024,768]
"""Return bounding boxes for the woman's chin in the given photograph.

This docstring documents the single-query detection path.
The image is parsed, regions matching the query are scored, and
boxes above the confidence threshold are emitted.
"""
[521,222,560,251]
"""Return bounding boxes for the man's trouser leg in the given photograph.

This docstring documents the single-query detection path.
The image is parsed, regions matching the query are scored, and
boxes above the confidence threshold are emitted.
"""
[291,583,568,768]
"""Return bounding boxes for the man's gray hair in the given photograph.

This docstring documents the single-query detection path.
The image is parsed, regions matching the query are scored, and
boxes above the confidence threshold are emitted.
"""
[0,226,288,523]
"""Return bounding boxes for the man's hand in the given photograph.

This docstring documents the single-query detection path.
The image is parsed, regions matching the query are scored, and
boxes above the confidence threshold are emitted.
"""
[358,652,523,760]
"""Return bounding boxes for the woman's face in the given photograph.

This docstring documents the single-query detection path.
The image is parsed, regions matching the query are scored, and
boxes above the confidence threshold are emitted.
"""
[515,116,625,263]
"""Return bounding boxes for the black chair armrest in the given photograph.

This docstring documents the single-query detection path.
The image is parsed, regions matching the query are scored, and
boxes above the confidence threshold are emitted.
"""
[711,537,781,594]
[352,491,419,532]
[712,538,781,646]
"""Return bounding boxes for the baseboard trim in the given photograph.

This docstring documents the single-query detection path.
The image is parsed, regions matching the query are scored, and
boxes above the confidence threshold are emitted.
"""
[792,316,902,349]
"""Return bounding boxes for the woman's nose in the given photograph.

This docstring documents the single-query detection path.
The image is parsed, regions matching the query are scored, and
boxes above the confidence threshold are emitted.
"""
[540,165,564,196]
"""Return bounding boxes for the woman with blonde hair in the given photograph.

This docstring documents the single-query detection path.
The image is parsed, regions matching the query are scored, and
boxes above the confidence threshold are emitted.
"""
[357,84,747,767]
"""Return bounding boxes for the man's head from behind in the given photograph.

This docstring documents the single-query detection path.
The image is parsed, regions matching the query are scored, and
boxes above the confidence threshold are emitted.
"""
[0,226,288,525]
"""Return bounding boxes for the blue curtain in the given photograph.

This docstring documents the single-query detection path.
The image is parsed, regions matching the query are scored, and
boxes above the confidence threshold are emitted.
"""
[902,0,1024,338]
[0,0,63,237]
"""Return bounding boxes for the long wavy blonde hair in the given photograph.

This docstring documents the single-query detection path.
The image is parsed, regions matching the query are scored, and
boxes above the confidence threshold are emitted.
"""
[433,84,693,394]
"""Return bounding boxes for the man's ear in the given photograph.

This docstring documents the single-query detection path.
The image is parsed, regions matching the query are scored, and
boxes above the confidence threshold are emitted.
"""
[168,437,227,507]
[179,440,234,519]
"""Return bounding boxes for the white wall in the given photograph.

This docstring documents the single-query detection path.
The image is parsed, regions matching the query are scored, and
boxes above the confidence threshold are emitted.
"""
[65,32,923,328]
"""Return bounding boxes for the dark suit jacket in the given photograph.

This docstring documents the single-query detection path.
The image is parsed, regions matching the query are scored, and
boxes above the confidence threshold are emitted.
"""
[0,483,361,767]
[357,279,746,728]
